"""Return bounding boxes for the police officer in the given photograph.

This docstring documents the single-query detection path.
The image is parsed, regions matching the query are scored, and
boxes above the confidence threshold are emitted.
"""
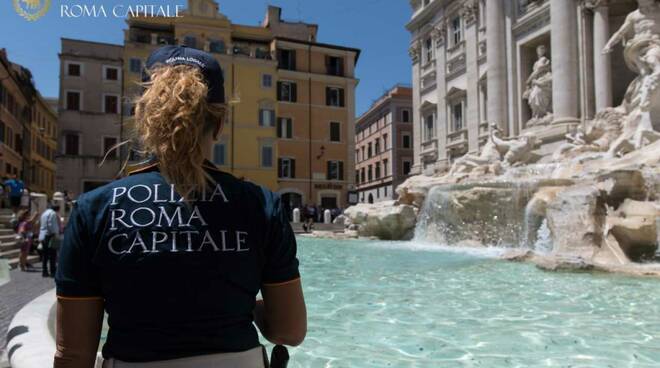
[54,45,306,368]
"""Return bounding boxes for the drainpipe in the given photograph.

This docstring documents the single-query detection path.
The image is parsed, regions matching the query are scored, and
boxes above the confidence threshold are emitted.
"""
[308,44,312,204]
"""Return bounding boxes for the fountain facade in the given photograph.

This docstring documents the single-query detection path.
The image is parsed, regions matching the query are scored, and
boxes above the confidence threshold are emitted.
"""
[344,1,660,275]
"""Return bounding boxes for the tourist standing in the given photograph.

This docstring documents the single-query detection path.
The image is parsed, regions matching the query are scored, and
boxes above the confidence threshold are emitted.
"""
[39,204,61,277]
[54,45,305,367]
[0,177,5,209]
[4,174,25,214]
[16,209,37,271]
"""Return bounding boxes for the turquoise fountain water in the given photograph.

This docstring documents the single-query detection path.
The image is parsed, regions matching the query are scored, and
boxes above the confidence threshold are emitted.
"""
[96,237,660,367]
[280,237,660,367]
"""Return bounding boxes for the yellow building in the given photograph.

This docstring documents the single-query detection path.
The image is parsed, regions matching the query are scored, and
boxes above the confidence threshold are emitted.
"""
[0,49,57,195]
[0,49,29,181]
[122,0,360,210]
[28,94,57,196]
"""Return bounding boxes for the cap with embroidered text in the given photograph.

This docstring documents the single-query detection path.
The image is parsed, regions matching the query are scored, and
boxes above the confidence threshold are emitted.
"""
[143,45,225,104]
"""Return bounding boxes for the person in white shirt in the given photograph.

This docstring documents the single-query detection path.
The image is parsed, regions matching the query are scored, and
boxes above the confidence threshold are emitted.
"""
[39,204,61,277]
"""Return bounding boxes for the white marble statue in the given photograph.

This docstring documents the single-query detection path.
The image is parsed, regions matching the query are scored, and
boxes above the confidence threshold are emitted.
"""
[553,108,625,160]
[448,124,539,176]
[491,131,539,168]
[448,124,504,176]
[523,45,553,126]
[602,0,660,157]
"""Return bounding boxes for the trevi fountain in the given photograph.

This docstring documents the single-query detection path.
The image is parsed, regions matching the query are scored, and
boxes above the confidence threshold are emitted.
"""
[339,0,660,277]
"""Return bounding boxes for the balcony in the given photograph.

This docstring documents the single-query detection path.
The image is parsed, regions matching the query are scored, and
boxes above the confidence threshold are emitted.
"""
[446,129,468,149]
[420,139,438,160]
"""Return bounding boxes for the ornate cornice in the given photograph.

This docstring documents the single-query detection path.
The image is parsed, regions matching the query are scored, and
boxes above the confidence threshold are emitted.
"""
[408,40,422,64]
[461,0,479,26]
[431,20,447,47]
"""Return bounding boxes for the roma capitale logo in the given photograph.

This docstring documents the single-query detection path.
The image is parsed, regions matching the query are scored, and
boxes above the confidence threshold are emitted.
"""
[13,0,51,21]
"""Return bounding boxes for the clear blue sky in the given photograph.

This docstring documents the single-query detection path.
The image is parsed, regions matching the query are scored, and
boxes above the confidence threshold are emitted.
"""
[0,0,412,116]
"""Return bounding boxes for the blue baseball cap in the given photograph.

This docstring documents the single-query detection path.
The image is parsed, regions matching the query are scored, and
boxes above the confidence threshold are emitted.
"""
[142,45,225,104]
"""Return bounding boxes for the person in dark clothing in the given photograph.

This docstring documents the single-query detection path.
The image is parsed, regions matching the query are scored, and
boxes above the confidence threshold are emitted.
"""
[54,45,306,368]
[39,204,61,277]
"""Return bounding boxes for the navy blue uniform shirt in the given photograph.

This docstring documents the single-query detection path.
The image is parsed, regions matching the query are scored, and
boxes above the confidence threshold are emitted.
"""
[55,160,299,362]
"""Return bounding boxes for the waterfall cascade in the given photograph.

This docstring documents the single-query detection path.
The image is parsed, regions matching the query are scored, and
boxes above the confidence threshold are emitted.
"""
[413,181,540,248]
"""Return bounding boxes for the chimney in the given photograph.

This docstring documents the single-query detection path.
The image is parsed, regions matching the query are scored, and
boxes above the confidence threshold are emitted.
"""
[263,5,282,27]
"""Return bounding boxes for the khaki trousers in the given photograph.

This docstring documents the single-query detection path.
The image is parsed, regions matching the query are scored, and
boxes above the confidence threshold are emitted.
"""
[102,346,267,368]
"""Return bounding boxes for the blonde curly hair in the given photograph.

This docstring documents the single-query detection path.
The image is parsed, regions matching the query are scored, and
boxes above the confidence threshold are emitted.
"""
[134,65,226,199]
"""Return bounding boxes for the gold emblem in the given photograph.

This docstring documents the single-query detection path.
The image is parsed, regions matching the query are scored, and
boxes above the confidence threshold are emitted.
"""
[13,0,51,21]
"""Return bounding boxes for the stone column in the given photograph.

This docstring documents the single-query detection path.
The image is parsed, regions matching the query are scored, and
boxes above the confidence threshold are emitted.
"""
[486,0,508,135]
[592,1,613,111]
[409,41,423,174]
[551,0,580,122]
[464,3,480,152]
[433,23,449,166]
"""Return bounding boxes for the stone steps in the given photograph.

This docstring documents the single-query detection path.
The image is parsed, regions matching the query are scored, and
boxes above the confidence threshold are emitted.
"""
[7,254,40,269]
[0,241,19,252]
[0,248,20,260]
[0,234,17,242]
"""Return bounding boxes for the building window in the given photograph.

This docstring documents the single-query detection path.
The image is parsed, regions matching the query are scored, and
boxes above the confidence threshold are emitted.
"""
[129,58,142,74]
[368,142,372,158]
[183,36,197,48]
[375,162,381,179]
[403,160,412,176]
[326,56,344,76]
[0,120,5,143]
[361,168,365,183]
[14,134,21,154]
[277,117,293,139]
[451,16,462,46]
[383,134,388,150]
[64,133,80,155]
[327,160,344,180]
[213,143,226,165]
[403,133,411,149]
[367,165,373,181]
[209,40,225,54]
[103,95,119,114]
[425,37,433,63]
[261,143,273,168]
[277,81,297,102]
[375,140,380,154]
[259,108,275,127]
[423,113,435,141]
[326,87,345,107]
[277,49,296,70]
[402,109,410,122]
[355,170,360,184]
[104,66,119,81]
[262,74,273,88]
[66,62,82,77]
[103,137,118,159]
[451,102,464,131]
[330,122,341,142]
[383,159,388,177]
[66,91,81,111]
[278,157,296,178]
